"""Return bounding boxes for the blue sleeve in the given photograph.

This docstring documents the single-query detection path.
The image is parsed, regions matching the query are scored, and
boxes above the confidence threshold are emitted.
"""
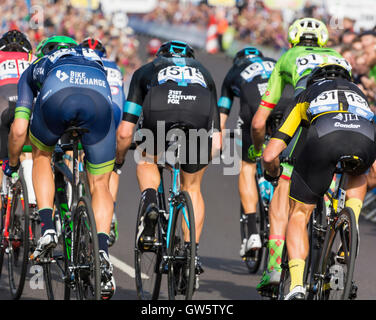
[15,64,37,120]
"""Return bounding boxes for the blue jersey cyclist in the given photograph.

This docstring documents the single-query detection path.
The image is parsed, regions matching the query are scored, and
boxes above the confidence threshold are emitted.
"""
[80,37,124,247]
[7,36,116,299]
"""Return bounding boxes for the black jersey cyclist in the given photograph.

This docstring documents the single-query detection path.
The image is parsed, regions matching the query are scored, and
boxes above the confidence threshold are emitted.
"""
[219,47,288,257]
[115,40,221,274]
[263,63,376,299]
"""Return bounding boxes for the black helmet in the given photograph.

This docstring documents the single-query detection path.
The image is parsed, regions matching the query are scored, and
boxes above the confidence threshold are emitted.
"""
[80,37,107,57]
[307,63,352,87]
[156,40,195,58]
[234,46,263,63]
[0,30,32,53]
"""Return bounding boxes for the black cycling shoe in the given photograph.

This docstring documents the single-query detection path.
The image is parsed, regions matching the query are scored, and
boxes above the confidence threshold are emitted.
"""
[137,204,158,250]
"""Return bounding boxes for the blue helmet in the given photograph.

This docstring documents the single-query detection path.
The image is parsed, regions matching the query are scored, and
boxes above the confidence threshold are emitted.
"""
[156,40,195,58]
[234,46,263,63]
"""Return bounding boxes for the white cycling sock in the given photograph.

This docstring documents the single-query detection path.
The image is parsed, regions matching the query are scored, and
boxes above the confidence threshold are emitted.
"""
[21,159,36,205]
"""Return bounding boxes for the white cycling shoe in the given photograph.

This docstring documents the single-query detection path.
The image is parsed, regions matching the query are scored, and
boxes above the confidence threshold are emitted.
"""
[240,234,262,256]
[284,285,306,300]
[30,229,58,260]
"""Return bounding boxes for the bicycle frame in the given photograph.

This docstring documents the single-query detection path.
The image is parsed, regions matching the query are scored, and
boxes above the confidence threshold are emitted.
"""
[1,175,26,242]
[162,143,191,249]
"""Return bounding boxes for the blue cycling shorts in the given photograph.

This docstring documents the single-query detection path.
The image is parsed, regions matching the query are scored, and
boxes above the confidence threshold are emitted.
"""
[29,64,116,175]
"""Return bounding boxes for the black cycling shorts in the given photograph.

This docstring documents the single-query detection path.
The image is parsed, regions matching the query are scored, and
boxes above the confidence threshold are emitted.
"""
[290,113,376,204]
[136,82,215,173]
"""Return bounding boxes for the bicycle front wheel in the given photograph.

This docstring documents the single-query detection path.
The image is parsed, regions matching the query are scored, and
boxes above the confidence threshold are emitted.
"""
[317,207,357,300]
[7,172,30,300]
[73,196,101,300]
[167,191,196,300]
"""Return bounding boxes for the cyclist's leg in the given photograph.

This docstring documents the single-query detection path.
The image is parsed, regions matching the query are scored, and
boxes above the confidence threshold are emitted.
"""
[345,174,367,225]
[180,167,206,244]
[237,113,261,251]
[136,159,161,244]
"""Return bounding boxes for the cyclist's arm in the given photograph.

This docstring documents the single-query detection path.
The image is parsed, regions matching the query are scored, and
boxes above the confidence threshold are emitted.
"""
[218,67,236,131]
[262,102,307,176]
[252,57,286,151]
[116,67,146,163]
[9,66,37,166]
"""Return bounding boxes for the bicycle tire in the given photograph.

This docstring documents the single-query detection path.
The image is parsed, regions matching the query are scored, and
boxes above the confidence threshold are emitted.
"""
[167,191,196,300]
[7,172,30,300]
[239,203,264,273]
[73,196,101,300]
[316,207,357,300]
[134,195,163,300]
[43,208,70,300]
[277,245,290,300]
[0,204,6,278]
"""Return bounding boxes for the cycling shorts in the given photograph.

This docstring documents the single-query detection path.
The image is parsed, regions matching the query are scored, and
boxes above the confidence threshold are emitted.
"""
[29,64,116,175]
[136,82,215,173]
[290,113,376,204]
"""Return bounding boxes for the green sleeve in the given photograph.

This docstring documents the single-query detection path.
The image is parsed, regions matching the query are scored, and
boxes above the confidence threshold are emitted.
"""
[259,53,286,110]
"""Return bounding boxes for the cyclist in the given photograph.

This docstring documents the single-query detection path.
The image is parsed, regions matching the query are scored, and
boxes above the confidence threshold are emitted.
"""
[251,18,353,292]
[80,37,124,247]
[218,47,286,256]
[262,63,376,299]
[0,30,36,205]
[7,36,116,299]
[115,40,221,275]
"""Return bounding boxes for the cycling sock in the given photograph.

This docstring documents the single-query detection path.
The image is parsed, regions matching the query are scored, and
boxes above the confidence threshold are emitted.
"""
[142,188,158,214]
[246,212,258,236]
[98,233,109,255]
[288,258,305,291]
[267,235,285,272]
[38,208,54,235]
[345,198,362,225]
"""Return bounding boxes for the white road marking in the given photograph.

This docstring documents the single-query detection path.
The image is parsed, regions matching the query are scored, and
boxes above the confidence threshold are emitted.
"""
[109,254,149,279]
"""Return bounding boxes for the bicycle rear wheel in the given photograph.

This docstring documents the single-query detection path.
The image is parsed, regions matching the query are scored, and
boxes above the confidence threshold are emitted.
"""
[73,196,101,300]
[7,172,30,300]
[167,191,196,300]
[316,207,357,300]
[43,211,70,300]
[134,195,163,300]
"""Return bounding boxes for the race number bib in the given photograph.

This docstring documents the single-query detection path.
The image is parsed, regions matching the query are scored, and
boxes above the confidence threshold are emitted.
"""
[240,61,275,82]
[158,66,207,88]
[0,59,31,80]
[105,67,123,87]
[308,89,373,120]
[345,91,374,120]
[257,82,268,96]
[296,54,351,75]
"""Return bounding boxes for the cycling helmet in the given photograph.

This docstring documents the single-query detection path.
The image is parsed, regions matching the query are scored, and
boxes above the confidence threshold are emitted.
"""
[0,30,32,53]
[233,46,263,63]
[288,18,329,47]
[307,63,352,87]
[36,36,78,57]
[147,38,162,56]
[80,37,107,57]
[156,40,195,58]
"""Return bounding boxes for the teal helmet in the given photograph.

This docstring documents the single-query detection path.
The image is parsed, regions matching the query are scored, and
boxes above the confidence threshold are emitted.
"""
[36,35,78,57]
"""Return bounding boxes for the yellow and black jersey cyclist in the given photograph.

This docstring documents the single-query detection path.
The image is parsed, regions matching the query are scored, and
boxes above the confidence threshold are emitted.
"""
[262,63,376,299]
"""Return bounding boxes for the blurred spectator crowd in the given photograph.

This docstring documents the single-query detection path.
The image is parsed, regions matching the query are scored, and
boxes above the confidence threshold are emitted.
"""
[142,0,376,106]
[0,0,142,84]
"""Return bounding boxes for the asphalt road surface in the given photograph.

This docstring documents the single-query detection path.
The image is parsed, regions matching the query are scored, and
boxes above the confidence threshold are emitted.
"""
[1,40,376,301]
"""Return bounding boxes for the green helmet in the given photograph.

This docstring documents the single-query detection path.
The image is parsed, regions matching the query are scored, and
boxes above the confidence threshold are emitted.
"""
[36,36,78,57]
[288,18,329,47]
